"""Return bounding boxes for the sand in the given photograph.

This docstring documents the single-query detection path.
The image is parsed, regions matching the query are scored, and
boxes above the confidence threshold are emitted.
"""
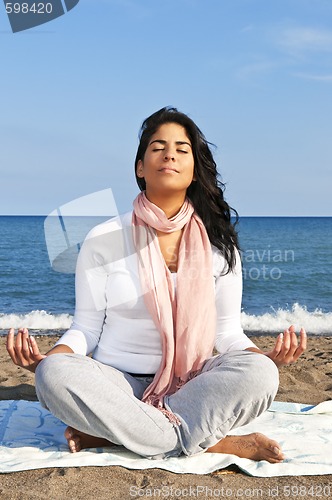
[1,334,332,499]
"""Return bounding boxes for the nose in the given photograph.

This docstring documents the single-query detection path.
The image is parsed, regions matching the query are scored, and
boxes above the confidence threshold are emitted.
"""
[164,151,175,161]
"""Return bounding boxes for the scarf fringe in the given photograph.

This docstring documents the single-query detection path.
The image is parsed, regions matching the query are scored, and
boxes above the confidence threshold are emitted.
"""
[159,407,181,426]
[145,394,181,426]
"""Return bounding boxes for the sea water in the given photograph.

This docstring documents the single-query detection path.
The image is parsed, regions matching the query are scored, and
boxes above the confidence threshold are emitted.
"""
[237,217,332,334]
[0,216,331,335]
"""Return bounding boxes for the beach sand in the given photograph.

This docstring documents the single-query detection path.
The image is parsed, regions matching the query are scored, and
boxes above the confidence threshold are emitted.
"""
[1,334,332,499]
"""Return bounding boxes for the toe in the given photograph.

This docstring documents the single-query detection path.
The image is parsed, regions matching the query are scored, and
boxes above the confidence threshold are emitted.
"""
[68,436,81,453]
[68,437,76,453]
[270,443,285,459]
[64,426,74,440]
[265,445,285,463]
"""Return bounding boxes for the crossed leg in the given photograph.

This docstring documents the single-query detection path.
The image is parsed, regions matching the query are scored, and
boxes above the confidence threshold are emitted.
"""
[36,351,282,462]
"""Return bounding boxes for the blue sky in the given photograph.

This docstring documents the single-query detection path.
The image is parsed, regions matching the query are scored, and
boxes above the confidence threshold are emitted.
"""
[1,0,331,216]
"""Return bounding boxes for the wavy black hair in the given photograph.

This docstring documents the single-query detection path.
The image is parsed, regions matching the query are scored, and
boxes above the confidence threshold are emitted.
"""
[134,106,240,273]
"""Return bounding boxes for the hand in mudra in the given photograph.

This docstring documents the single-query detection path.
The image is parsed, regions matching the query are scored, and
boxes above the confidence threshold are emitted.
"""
[6,328,46,372]
[265,325,307,368]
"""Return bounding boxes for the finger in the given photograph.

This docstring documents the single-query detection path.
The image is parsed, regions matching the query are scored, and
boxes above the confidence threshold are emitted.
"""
[275,329,298,365]
[282,329,291,351]
[269,333,284,358]
[274,333,284,354]
[21,329,32,361]
[290,328,307,362]
[6,328,15,351]
[300,328,307,350]
[275,330,289,360]
[264,333,284,362]
[285,331,300,361]
[29,336,44,361]
[6,328,19,364]
[14,329,29,366]
[14,330,23,361]
[289,330,299,353]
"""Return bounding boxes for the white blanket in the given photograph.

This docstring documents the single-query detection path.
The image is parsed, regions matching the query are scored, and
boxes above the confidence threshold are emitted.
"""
[1,400,332,477]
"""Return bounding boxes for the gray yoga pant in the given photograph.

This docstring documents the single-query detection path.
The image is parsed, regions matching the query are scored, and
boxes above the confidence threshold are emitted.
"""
[35,350,279,459]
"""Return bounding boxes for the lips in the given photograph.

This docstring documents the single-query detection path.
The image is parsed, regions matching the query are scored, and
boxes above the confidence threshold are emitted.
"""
[158,167,179,173]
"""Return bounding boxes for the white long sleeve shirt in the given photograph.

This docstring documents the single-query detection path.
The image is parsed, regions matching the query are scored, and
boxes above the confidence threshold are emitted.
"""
[56,211,256,373]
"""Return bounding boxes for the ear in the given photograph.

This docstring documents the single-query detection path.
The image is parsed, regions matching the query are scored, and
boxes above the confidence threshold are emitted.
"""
[136,160,144,178]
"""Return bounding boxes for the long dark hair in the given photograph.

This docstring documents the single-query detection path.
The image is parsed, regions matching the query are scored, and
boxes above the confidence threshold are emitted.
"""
[134,106,240,273]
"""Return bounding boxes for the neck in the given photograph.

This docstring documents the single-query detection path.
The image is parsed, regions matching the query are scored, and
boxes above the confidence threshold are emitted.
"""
[145,190,186,219]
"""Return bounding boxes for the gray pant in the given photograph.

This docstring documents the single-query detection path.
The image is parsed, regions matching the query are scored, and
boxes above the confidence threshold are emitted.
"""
[35,350,279,459]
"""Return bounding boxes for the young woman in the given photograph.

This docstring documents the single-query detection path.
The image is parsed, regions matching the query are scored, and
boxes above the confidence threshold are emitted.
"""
[7,107,306,463]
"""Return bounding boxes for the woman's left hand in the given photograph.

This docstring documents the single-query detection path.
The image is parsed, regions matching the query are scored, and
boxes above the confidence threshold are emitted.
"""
[264,325,307,368]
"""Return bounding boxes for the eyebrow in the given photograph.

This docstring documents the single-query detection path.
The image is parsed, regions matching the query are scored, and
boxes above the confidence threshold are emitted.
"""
[149,139,192,148]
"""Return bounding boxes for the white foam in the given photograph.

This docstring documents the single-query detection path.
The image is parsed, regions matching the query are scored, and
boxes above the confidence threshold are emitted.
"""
[0,303,331,335]
[0,310,72,330]
[242,303,332,334]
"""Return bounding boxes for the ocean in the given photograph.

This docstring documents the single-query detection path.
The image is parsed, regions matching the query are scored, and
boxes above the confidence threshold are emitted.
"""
[0,215,331,336]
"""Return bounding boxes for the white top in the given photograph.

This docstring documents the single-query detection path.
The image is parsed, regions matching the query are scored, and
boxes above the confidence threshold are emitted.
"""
[56,211,256,373]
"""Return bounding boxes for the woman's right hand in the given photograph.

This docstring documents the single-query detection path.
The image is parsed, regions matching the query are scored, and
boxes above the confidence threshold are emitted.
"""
[6,328,46,373]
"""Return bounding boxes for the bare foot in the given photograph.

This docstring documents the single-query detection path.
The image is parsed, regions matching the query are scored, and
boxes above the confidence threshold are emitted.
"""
[206,433,285,463]
[65,426,114,453]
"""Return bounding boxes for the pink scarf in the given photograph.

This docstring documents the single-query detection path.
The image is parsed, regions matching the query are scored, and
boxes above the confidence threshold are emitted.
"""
[132,192,216,422]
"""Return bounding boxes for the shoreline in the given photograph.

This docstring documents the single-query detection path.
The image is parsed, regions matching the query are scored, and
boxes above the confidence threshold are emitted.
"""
[1,330,331,337]
[1,335,332,499]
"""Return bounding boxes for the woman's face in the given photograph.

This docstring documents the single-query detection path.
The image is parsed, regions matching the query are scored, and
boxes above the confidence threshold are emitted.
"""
[136,122,195,198]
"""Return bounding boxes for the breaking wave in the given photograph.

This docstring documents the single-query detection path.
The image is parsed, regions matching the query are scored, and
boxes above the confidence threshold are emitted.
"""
[0,310,72,331]
[0,303,331,335]
[242,303,332,335]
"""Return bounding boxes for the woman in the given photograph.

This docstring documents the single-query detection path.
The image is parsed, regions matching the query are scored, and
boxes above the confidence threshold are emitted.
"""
[7,107,306,463]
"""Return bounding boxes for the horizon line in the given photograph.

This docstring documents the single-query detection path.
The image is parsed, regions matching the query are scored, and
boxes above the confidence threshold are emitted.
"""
[0,213,331,218]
